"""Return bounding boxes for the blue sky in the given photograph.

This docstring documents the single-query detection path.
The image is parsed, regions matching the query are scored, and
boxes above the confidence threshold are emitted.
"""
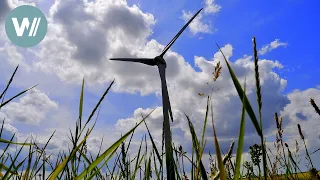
[0,0,320,175]
[135,0,320,93]
[144,0,319,86]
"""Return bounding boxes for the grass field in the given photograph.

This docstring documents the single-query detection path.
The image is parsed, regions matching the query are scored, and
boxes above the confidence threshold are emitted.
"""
[243,171,320,180]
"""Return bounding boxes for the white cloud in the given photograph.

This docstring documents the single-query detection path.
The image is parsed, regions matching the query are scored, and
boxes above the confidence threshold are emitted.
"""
[180,0,221,35]
[281,88,320,125]
[1,88,58,125]
[0,43,31,70]
[181,10,212,35]
[7,0,36,8]
[204,0,221,14]
[33,0,157,94]
[0,122,19,150]
[259,39,288,55]
[116,44,290,154]
[0,0,37,20]
[278,88,320,169]
[0,1,10,22]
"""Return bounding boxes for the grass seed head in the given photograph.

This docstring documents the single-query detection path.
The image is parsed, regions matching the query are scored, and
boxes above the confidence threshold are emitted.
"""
[310,98,320,116]
[297,124,305,140]
[213,61,222,81]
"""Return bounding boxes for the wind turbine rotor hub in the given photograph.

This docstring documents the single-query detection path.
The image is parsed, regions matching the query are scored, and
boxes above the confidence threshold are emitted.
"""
[154,56,167,68]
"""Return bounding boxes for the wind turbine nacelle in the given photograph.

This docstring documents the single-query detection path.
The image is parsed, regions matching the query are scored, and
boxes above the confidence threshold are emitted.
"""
[155,56,167,68]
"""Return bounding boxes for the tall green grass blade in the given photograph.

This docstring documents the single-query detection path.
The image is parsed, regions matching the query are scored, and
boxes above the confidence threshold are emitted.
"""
[79,78,85,127]
[0,119,5,138]
[115,168,120,180]
[201,96,210,149]
[22,146,32,180]
[49,121,96,180]
[50,80,111,180]
[0,137,34,146]
[0,163,18,175]
[132,136,144,180]
[211,141,235,179]
[173,144,181,177]
[153,149,161,180]
[146,155,151,180]
[211,103,227,180]
[0,85,38,109]
[191,138,194,180]
[8,156,27,179]
[185,114,208,180]
[173,157,181,180]
[30,130,56,178]
[234,80,247,180]
[223,141,234,165]
[131,154,145,180]
[0,134,16,161]
[144,120,162,166]
[196,140,207,179]
[77,149,104,178]
[86,147,118,180]
[2,139,27,179]
[76,109,155,180]
[125,123,136,154]
[215,43,262,137]
[111,153,121,179]
[0,65,19,101]
[96,137,104,160]
[81,80,115,134]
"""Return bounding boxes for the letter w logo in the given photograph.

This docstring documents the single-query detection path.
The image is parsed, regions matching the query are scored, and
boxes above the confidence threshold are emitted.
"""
[11,17,41,37]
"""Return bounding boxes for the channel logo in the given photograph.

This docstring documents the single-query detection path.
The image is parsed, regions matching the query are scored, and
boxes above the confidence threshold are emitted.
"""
[5,5,48,48]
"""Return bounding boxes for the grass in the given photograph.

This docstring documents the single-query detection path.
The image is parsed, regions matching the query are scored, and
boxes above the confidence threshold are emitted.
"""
[243,171,320,180]
[0,37,319,180]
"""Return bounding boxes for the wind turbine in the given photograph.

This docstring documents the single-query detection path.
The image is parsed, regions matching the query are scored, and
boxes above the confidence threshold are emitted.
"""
[110,8,202,179]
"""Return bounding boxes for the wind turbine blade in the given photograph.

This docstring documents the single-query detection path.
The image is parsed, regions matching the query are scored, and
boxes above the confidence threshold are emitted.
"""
[158,64,174,122]
[109,58,155,66]
[160,8,203,57]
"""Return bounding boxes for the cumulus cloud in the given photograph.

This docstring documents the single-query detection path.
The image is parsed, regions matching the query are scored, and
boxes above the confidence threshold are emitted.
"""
[116,44,290,153]
[204,0,221,14]
[7,0,36,8]
[33,0,158,94]
[277,88,320,169]
[0,43,32,70]
[179,0,221,35]
[0,0,10,22]
[0,122,18,139]
[0,0,37,24]
[0,118,19,149]
[1,88,58,124]
[259,39,288,55]
[181,10,212,35]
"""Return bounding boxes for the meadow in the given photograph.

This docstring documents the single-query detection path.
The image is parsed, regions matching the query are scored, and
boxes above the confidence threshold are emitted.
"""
[0,37,319,180]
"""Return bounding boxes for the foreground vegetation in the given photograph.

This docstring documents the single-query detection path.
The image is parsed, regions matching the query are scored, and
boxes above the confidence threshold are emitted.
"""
[0,37,319,179]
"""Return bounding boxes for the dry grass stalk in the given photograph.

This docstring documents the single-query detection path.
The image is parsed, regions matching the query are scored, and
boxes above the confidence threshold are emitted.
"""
[275,113,287,168]
[297,123,315,169]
